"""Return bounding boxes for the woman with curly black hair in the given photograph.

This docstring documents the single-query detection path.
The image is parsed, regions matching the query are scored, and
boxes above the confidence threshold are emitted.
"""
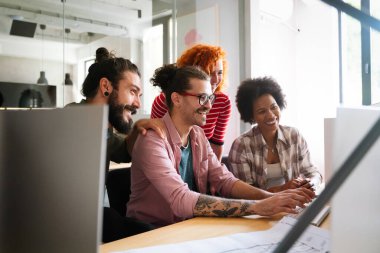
[228,77,322,193]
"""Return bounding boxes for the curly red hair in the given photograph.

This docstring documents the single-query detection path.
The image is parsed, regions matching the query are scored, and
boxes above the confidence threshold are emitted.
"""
[176,44,227,92]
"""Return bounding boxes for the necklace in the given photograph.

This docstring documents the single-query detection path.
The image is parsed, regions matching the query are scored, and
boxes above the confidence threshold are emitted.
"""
[265,135,277,154]
[267,144,276,153]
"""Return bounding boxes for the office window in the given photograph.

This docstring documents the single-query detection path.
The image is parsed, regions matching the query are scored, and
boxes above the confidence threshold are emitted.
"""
[340,0,380,105]
[370,0,380,104]
[341,7,362,105]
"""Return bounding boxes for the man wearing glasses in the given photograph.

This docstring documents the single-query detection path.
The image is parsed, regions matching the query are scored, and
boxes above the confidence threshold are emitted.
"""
[127,64,314,227]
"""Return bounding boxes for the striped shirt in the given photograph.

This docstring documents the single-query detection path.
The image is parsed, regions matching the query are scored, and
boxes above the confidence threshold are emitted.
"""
[151,92,231,145]
[228,125,322,190]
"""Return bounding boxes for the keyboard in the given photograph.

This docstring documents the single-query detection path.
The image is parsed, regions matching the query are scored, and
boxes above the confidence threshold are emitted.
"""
[287,204,330,227]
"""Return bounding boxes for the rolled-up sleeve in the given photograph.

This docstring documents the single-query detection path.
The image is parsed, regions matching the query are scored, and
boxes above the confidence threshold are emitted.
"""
[228,137,255,185]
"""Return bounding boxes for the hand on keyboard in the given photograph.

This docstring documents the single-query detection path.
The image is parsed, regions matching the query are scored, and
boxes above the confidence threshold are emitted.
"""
[288,205,307,219]
[269,177,315,193]
[253,187,314,216]
[281,187,315,207]
[286,200,331,227]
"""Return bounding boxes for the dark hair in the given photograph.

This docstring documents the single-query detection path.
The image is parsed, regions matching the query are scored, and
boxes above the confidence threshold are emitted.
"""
[236,77,287,124]
[150,64,209,110]
[81,47,141,98]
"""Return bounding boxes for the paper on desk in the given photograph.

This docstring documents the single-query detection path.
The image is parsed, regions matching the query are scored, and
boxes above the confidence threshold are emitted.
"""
[113,216,330,253]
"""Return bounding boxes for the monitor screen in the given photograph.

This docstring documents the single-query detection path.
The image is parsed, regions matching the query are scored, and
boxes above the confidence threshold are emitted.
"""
[0,82,56,108]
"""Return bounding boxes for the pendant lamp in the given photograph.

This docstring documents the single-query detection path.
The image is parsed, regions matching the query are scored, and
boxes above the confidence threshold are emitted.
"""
[37,24,48,85]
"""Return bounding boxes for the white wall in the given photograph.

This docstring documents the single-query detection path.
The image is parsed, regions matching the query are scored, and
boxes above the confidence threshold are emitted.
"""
[294,0,340,176]
[0,55,76,108]
[175,0,241,155]
[219,1,244,156]
[0,55,65,85]
[0,34,82,107]
[249,0,340,176]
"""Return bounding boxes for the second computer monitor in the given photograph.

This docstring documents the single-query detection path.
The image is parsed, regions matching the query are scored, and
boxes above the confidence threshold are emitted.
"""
[0,105,108,253]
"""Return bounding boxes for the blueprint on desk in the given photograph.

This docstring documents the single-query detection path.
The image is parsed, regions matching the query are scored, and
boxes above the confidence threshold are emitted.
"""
[113,216,330,253]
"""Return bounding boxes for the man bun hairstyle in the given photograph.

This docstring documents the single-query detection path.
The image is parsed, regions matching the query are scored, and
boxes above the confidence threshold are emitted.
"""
[81,47,140,99]
[151,64,209,110]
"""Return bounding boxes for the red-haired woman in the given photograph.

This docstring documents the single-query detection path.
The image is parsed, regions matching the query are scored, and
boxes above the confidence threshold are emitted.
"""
[151,44,231,160]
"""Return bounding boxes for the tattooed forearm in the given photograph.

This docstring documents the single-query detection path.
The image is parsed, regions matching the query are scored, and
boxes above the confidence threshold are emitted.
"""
[212,207,238,217]
[193,194,256,217]
[194,195,217,211]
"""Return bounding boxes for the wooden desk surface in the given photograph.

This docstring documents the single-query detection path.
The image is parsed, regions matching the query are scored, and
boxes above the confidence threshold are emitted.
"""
[109,162,131,170]
[100,214,330,253]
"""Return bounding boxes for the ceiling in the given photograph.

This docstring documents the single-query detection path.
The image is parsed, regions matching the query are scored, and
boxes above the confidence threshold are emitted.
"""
[0,0,175,44]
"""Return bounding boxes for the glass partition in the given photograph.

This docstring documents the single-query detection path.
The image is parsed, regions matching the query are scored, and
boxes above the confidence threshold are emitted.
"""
[0,0,64,108]
[0,0,241,123]
[0,0,174,110]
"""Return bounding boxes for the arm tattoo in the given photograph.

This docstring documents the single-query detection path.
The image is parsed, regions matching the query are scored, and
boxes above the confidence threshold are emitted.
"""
[194,194,256,217]
[240,202,250,213]
[194,195,217,211]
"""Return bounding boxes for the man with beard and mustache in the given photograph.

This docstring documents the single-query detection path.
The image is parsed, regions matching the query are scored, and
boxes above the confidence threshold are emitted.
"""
[68,47,164,242]
[126,64,315,227]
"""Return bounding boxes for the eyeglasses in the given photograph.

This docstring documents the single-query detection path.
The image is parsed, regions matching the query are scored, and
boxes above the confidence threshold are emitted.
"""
[180,92,216,106]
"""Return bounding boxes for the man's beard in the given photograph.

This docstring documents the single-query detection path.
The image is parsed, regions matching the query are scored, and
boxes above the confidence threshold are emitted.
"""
[195,106,210,125]
[108,92,137,134]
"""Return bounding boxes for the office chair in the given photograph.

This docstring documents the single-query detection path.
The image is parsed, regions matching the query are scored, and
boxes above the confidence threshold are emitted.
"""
[106,168,131,217]
[104,167,156,243]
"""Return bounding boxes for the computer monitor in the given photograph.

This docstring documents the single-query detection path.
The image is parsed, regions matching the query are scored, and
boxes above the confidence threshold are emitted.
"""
[0,105,108,253]
[331,106,380,252]
[324,117,336,183]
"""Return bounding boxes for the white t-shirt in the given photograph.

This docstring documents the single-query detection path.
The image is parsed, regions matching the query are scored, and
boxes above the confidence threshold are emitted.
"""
[265,162,285,189]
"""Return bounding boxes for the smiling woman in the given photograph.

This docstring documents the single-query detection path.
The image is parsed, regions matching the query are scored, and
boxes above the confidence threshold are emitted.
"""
[228,77,323,193]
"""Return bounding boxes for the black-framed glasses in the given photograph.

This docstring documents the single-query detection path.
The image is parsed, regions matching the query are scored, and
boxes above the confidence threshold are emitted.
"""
[181,92,216,105]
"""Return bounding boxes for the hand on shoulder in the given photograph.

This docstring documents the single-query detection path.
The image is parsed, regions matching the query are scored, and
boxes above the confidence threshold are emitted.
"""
[134,118,166,139]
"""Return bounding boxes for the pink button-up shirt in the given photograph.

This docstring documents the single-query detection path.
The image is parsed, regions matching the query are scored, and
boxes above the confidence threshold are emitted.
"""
[127,113,238,227]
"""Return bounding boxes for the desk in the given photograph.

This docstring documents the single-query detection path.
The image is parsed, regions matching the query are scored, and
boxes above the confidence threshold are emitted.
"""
[109,161,131,170]
[100,214,330,253]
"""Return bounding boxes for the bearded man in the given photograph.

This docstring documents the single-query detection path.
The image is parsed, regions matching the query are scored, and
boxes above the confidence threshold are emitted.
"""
[69,47,163,242]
